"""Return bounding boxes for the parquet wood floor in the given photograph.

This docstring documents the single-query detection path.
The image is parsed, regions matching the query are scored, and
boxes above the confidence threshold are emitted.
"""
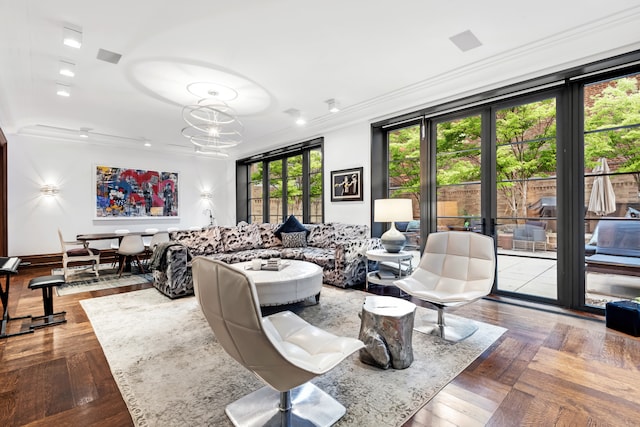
[1,267,638,426]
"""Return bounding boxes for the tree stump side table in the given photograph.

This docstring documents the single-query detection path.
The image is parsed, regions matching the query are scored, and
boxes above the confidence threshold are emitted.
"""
[358,295,416,369]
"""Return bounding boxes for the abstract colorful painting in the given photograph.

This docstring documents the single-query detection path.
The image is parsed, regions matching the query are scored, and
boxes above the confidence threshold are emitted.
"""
[95,165,179,218]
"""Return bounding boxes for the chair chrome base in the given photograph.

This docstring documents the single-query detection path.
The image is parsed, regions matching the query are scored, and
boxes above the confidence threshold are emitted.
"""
[414,309,479,342]
[226,382,346,427]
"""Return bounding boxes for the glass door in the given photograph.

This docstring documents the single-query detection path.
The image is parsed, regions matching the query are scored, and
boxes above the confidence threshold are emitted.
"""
[433,99,560,302]
[493,97,558,301]
[434,114,483,233]
[583,73,640,308]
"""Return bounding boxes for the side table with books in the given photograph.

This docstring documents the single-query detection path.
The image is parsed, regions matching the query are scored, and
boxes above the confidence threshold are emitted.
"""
[365,249,414,290]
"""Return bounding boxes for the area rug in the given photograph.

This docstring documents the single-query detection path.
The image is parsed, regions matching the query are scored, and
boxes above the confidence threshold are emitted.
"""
[81,286,506,427]
[53,264,152,296]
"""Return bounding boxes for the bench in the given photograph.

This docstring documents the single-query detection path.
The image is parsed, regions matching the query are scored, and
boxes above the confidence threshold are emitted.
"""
[585,220,640,276]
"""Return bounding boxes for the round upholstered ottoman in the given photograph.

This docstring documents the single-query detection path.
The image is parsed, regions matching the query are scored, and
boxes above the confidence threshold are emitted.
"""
[230,260,323,306]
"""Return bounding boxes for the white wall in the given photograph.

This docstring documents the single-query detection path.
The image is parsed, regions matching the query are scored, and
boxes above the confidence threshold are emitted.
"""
[322,122,372,225]
[8,135,232,256]
[8,122,374,257]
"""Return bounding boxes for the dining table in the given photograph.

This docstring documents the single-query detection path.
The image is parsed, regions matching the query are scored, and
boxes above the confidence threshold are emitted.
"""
[76,231,157,273]
[75,231,156,244]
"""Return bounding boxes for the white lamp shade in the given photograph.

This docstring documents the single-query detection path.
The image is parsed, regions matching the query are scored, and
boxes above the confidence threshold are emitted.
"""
[374,199,413,222]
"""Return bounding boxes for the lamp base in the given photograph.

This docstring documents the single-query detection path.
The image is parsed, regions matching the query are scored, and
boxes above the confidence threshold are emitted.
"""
[381,225,406,253]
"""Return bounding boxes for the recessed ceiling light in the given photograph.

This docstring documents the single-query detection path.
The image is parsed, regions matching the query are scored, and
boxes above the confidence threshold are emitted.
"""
[449,30,482,52]
[63,26,82,49]
[59,60,75,77]
[56,83,71,97]
[284,108,306,125]
[144,142,152,147]
[326,98,340,113]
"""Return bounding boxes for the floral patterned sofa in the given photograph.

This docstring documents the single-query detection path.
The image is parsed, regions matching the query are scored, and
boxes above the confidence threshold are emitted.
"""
[152,222,380,298]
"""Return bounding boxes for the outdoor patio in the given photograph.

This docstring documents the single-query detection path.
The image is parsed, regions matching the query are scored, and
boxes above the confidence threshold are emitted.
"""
[404,248,639,308]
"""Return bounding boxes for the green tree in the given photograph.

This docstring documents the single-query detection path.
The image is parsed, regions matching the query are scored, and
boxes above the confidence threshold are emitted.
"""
[495,99,557,217]
[584,77,640,192]
[249,151,324,221]
[435,100,557,218]
[388,126,421,212]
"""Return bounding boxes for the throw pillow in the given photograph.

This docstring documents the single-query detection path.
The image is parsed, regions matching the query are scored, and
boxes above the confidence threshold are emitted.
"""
[275,215,309,239]
[259,223,281,248]
[281,231,307,248]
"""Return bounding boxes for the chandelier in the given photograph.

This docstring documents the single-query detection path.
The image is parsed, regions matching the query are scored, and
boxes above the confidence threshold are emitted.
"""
[181,90,243,153]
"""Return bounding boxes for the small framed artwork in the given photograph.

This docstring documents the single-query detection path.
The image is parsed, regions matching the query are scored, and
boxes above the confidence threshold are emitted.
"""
[331,167,363,202]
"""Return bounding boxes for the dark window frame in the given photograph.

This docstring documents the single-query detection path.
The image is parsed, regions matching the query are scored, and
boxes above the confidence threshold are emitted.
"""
[236,138,324,224]
[371,49,640,313]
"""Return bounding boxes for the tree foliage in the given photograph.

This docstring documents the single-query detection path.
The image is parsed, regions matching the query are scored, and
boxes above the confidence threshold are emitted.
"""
[249,150,323,219]
[388,126,421,203]
[584,77,640,191]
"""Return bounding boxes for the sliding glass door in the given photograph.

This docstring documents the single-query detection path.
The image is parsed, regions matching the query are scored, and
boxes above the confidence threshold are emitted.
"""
[373,55,640,312]
[493,97,558,300]
[432,96,560,303]
[583,73,640,308]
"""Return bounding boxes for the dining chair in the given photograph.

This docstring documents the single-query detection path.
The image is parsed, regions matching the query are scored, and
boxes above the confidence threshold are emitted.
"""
[110,229,130,250]
[110,229,130,268]
[117,234,146,277]
[57,229,101,281]
[142,228,159,249]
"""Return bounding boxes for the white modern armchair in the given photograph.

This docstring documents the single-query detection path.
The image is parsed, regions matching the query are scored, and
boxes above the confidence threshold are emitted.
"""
[394,231,496,342]
[192,257,364,427]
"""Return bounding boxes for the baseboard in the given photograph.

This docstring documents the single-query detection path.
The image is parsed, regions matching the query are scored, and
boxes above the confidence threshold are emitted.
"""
[16,250,120,269]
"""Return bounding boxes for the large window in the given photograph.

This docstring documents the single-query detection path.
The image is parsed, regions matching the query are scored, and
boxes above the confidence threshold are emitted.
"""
[237,139,323,224]
[583,73,640,307]
[387,124,421,217]
[372,51,640,313]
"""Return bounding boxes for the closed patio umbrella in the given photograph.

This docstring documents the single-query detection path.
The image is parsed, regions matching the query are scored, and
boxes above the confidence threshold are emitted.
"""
[588,157,616,216]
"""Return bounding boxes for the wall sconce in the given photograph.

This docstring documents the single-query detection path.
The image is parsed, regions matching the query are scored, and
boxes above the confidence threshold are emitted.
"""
[40,184,60,196]
[200,191,212,200]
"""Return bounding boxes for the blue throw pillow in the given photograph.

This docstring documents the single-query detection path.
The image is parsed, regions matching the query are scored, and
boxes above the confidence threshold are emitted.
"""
[275,215,309,239]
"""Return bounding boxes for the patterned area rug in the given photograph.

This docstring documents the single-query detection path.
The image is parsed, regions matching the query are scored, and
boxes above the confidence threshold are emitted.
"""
[81,286,506,426]
[53,264,152,296]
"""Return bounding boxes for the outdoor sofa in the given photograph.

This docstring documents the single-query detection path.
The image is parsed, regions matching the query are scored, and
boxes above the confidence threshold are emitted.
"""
[585,219,640,276]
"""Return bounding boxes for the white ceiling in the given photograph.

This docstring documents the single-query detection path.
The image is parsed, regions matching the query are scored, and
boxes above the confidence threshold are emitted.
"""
[1,0,640,158]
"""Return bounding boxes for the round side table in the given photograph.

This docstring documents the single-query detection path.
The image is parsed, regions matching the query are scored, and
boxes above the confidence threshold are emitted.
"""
[365,249,414,290]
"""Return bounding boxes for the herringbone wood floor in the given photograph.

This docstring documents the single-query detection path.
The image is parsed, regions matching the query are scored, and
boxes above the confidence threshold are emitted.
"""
[1,267,639,426]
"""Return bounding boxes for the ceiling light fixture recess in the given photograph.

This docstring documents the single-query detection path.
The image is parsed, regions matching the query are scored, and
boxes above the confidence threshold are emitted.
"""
[56,82,71,97]
[59,60,75,77]
[79,127,91,138]
[284,108,306,125]
[326,98,340,113]
[62,25,82,49]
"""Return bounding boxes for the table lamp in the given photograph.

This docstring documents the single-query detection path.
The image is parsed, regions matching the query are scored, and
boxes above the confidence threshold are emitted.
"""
[374,198,413,253]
